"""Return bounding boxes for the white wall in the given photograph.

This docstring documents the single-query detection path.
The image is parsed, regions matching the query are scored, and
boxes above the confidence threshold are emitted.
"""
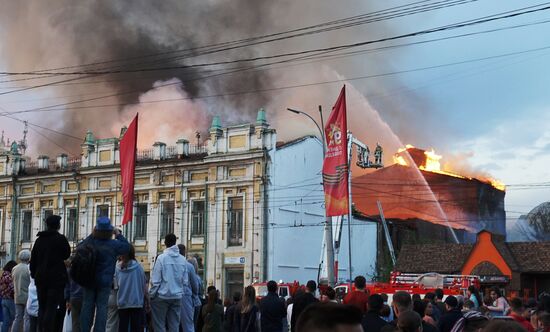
[267,137,377,284]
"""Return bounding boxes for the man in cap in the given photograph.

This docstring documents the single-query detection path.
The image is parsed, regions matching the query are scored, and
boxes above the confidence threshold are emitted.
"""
[438,295,463,332]
[30,214,71,332]
[12,249,31,332]
[79,217,130,332]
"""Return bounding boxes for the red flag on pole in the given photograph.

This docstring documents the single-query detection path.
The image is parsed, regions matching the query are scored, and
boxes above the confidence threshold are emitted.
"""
[322,86,349,216]
[120,114,138,225]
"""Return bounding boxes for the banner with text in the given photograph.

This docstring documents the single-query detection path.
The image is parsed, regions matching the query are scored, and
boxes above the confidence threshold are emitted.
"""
[322,86,349,217]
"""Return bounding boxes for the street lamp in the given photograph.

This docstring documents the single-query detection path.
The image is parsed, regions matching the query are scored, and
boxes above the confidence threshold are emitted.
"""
[286,108,325,153]
[286,107,336,287]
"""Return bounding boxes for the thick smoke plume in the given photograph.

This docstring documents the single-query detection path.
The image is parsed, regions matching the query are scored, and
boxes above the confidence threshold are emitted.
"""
[0,0,279,151]
[0,0,446,162]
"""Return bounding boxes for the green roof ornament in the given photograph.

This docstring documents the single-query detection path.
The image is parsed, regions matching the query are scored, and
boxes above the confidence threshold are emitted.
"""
[210,116,222,131]
[10,141,18,154]
[84,130,95,144]
[256,108,267,125]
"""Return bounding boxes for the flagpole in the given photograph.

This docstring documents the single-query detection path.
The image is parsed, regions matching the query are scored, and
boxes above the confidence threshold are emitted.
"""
[347,132,353,291]
[319,105,336,288]
[286,107,336,287]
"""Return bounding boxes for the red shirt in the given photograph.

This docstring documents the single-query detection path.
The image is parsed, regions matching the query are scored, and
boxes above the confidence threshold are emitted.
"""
[510,313,535,332]
[343,290,369,313]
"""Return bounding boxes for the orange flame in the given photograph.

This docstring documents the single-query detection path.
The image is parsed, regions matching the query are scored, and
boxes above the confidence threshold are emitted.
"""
[393,145,505,191]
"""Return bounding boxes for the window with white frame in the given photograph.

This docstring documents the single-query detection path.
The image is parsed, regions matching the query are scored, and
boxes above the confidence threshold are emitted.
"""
[96,205,109,219]
[227,197,243,246]
[191,200,205,237]
[66,208,78,241]
[134,203,148,240]
[21,210,32,242]
[41,209,53,231]
[160,201,174,239]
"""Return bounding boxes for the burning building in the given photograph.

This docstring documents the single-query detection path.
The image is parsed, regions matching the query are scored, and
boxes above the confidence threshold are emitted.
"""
[352,146,506,276]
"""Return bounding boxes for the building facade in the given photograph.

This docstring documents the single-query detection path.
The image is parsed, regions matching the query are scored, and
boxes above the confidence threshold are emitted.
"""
[0,110,379,297]
[268,136,377,284]
[0,110,275,296]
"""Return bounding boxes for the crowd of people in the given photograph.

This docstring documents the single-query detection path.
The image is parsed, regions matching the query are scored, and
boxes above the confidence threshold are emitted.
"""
[0,214,547,332]
[299,276,550,332]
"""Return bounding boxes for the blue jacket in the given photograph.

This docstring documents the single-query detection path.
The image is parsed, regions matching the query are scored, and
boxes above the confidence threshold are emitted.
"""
[191,273,202,307]
[183,260,198,298]
[115,259,146,309]
[149,245,187,300]
[82,232,130,288]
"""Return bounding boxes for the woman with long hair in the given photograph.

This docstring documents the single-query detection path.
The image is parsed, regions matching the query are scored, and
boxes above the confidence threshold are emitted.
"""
[487,286,510,316]
[419,299,437,327]
[115,245,147,332]
[466,285,482,309]
[0,260,17,332]
[200,289,223,332]
[235,286,259,332]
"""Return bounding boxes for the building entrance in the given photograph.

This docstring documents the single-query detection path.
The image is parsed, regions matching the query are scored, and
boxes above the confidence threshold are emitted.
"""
[225,268,244,299]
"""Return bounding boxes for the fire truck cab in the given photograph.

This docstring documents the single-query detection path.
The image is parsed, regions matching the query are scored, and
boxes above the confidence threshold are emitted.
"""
[252,281,301,301]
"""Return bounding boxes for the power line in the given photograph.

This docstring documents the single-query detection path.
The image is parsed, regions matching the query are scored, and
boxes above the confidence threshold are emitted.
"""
[0,0,476,81]
[0,113,82,142]
[25,126,78,155]
[2,13,549,99]
[0,0,542,106]
[4,2,547,77]
[3,41,550,117]
[0,1,546,125]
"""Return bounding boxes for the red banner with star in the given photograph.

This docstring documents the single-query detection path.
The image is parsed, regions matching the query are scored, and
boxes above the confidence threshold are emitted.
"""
[322,86,349,216]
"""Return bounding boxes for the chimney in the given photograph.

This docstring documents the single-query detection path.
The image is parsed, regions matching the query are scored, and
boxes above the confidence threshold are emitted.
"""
[57,153,68,169]
[176,139,189,157]
[38,155,50,170]
[153,142,166,160]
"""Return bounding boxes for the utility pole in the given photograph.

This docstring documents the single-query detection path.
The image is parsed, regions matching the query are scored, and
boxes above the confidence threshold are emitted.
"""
[287,106,336,287]
[318,105,336,288]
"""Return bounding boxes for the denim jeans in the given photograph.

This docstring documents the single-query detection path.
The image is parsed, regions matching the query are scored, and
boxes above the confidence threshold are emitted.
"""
[24,314,37,332]
[151,297,181,332]
[180,295,194,332]
[70,298,82,332]
[106,289,118,332]
[80,287,111,332]
[12,303,26,332]
[2,298,15,332]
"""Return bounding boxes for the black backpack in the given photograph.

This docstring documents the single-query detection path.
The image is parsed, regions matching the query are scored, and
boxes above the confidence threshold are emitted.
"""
[70,242,97,288]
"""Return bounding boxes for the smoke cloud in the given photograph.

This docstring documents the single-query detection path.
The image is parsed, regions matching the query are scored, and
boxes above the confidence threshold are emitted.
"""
[0,0,447,160]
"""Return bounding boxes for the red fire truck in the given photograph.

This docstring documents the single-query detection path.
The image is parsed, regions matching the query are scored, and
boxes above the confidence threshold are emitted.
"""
[252,281,302,301]
[334,272,481,302]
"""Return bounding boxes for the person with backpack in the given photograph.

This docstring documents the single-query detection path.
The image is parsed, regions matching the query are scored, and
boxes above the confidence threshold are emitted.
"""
[77,217,130,332]
[29,215,71,332]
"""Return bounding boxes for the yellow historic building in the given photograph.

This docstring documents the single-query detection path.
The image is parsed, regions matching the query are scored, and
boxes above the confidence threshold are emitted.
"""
[0,110,275,294]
